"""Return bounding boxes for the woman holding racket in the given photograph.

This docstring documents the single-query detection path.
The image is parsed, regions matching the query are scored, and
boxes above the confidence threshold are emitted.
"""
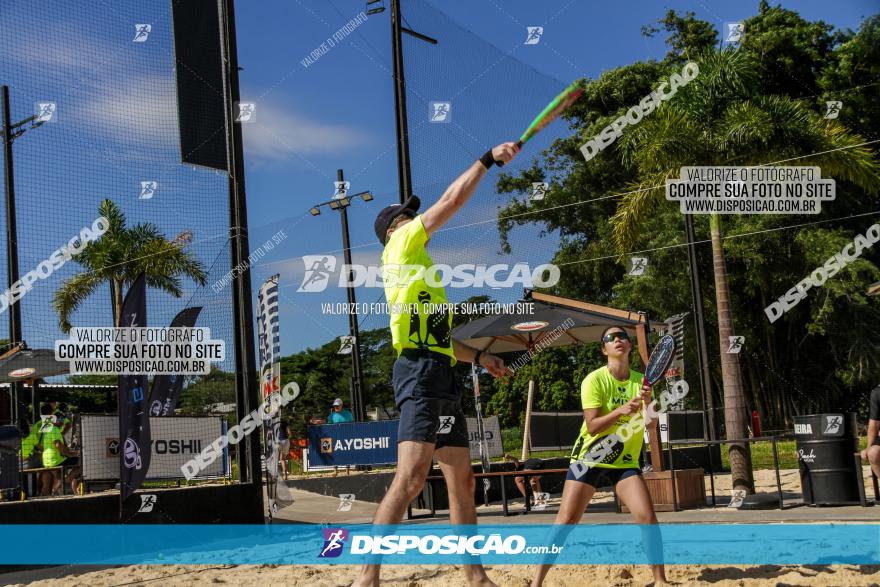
[532,326,668,586]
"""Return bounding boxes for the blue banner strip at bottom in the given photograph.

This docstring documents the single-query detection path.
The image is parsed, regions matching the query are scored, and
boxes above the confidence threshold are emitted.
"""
[1,524,879,565]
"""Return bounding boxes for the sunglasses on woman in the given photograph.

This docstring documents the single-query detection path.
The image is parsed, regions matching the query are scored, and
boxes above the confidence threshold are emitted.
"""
[602,331,630,344]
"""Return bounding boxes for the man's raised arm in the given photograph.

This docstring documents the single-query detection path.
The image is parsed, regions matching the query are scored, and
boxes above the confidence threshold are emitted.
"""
[420,142,519,237]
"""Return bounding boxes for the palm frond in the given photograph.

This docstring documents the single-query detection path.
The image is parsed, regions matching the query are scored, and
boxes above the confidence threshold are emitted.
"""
[144,274,184,298]
[611,169,679,256]
[129,238,208,286]
[52,271,107,332]
[619,107,707,172]
[98,199,126,235]
[808,122,880,194]
[54,200,210,329]
[684,48,760,116]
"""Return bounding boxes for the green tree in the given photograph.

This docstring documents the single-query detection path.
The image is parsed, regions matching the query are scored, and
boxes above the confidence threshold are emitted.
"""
[487,344,608,428]
[610,47,879,492]
[817,14,880,141]
[641,9,717,64]
[177,367,237,422]
[493,7,880,492]
[53,199,207,331]
[278,329,394,438]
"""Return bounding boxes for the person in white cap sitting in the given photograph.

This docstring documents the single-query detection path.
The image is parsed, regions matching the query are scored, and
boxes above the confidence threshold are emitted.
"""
[328,398,354,476]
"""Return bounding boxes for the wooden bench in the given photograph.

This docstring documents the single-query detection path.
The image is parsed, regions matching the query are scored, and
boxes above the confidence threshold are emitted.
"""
[411,468,572,519]
[20,464,81,497]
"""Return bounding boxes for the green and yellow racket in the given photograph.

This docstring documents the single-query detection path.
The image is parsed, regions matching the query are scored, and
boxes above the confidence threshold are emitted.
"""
[498,82,583,166]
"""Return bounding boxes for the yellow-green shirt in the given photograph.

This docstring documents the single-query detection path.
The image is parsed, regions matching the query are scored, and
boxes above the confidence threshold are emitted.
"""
[19,427,39,459]
[381,215,454,363]
[40,424,66,468]
[570,366,645,469]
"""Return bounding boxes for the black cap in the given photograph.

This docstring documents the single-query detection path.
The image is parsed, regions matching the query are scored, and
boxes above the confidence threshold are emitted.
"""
[374,195,421,245]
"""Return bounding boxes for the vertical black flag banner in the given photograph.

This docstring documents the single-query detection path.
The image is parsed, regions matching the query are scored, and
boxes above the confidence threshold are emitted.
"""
[118,273,150,506]
[256,274,286,518]
[148,306,202,417]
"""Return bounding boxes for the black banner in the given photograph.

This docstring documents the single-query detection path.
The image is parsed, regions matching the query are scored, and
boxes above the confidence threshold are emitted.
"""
[148,306,202,417]
[118,273,150,502]
[171,0,228,170]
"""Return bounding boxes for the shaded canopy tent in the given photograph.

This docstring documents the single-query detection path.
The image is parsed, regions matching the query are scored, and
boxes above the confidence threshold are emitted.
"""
[452,290,667,469]
[0,343,70,423]
[0,382,118,414]
[0,345,70,382]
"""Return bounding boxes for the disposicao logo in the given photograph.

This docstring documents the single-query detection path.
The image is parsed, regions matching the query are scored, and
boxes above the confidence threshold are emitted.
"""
[319,528,349,558]
[298,256,560,292]
[349,534,528,555]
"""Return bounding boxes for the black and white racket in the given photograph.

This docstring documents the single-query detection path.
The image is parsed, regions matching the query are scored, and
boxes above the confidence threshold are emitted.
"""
[640,334,676,468]
[643,334,676,388]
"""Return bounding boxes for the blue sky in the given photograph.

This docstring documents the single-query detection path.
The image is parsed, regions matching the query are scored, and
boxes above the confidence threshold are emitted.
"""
[0,0,875,365]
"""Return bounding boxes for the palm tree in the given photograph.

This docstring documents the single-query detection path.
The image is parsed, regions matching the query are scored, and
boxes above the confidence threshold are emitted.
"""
[611,49,880,492]
[54,199,208,331]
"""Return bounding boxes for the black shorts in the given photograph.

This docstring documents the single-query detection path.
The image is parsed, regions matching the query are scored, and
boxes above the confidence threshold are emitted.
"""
[393,349,468,449]
[565,466,641,489]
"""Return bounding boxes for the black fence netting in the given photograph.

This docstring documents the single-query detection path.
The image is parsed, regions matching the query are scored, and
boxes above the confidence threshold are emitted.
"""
[355,1,573,336]
[0,0,248,494]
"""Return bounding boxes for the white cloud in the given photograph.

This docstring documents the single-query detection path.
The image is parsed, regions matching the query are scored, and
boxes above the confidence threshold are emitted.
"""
[1,19,181,150]
[71,75,181,149]
[2,21,109,71]
[241,101,369,162]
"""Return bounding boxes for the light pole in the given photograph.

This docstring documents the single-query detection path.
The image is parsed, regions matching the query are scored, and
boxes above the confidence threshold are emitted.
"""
[309,171,372,422]
[685,214,718,441]
[1,86,46,425]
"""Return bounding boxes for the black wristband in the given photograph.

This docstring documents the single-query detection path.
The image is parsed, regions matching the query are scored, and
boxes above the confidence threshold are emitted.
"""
[474,350,483,366]
[479,150,495,170]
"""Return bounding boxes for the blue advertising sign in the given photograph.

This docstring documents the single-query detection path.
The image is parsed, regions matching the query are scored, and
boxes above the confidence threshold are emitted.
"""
[3,524,880,565]
[307,420,398,466]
